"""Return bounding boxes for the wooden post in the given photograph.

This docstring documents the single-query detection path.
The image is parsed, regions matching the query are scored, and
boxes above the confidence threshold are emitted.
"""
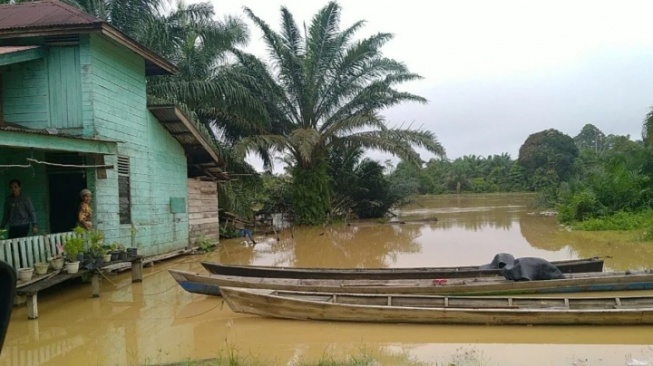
[26,293,38,320]
[91,272,100,298]
[131,257,143,282]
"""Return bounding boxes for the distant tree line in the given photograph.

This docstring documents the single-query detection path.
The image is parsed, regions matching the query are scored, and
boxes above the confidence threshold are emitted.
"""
[517,121,653,235]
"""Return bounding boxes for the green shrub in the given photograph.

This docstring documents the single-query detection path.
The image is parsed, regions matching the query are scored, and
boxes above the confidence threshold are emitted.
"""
[572,210,653,231]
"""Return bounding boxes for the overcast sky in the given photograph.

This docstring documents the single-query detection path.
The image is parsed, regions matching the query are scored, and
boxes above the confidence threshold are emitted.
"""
[195,0,653,168]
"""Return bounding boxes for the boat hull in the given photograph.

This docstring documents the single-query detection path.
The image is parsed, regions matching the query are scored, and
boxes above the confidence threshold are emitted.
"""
[201,257,604,280]
[221,287,653,325]
[169,269,653,297]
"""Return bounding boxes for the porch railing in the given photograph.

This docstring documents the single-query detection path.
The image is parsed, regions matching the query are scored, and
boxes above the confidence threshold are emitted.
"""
[0,232,76,270]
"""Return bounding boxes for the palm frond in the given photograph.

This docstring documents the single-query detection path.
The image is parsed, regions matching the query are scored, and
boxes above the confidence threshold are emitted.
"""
[280,6,304,56]
[233,135,289,160]
[289,128,321,163]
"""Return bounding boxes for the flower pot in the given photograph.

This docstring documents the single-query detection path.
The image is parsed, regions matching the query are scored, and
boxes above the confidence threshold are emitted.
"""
[118,251,128,260]
[18,268,34,281]
[50,257,65,270]
[127,247,138,257]
[103,254,112,263]
[110,251,120,261]
[65,261,80,274]
[34,262,49,275]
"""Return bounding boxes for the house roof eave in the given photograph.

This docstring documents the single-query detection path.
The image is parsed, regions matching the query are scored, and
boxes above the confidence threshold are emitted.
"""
[0,24,176,76]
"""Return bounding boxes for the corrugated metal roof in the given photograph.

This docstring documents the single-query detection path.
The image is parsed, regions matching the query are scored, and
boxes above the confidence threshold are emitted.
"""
[0,0,101,30]
[0,45,39,54]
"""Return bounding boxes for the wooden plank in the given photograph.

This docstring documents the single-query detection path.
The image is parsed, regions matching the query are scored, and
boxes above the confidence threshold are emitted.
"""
[188,212,218,220]
[36,236,46,264]
[11,240,20,269]
[190,217,219,226]
[25,237,34,268]
[187,198,218,207]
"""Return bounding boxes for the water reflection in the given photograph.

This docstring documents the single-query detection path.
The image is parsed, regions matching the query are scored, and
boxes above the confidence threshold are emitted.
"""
[4,193,653,366]
[217,224,423,268]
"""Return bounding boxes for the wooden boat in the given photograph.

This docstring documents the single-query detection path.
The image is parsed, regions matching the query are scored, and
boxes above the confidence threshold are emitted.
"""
[169,269,653,297]
[200,257,605,280]
[220,287,653,325]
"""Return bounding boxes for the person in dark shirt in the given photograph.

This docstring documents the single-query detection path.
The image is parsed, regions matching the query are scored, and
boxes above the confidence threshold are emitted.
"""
[1,179,38,239]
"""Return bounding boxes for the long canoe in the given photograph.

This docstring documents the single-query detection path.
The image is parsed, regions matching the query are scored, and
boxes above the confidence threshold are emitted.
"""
[220,287,653,325]
[200,257,604,280]
[169,269,653,297]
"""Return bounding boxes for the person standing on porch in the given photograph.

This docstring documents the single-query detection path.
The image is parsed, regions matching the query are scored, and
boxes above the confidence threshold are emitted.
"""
[78,189,93,230]
[1,179,38,238]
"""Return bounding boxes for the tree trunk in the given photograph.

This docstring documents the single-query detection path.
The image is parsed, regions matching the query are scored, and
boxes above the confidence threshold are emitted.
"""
[291,160,331,225]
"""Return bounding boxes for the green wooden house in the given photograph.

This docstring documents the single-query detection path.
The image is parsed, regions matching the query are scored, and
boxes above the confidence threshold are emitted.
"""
[0,0,223,268]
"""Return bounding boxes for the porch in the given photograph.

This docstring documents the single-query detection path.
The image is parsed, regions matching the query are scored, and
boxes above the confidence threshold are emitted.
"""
[0,128,118,274]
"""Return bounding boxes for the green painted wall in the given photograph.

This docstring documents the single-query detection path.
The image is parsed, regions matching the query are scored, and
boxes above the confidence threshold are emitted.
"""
[1,44,83,131]
[0,148,50,233]
[1,59,49,128]
[85,34,189,256]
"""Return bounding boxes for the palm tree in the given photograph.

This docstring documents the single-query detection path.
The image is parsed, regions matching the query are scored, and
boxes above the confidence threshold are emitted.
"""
[64,0,160,37]
[229,2,445,224]
[140,2,258,117]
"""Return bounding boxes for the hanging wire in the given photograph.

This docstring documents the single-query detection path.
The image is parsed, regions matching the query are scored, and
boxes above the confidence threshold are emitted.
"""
[0,164,31,168]
[26,158,113,169]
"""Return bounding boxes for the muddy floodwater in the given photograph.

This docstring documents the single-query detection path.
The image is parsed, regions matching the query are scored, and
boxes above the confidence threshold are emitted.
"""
[2,193,653,366]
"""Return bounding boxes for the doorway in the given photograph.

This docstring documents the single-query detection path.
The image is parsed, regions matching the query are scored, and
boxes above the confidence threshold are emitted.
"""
[48,173,87,233]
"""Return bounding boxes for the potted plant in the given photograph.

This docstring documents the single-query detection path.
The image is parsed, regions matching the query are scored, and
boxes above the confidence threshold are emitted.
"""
[34,262,49,275]
[17,267,34,281]
[87,229,106,268]
[109,242,121,261]
[49,255,65,270]
[117,244,128,260]
[128,224,139,257]
[89,229,104,247]
[63,235,85,274]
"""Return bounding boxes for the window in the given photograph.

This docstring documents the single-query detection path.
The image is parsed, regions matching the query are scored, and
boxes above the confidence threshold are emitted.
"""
[117,155,131,224]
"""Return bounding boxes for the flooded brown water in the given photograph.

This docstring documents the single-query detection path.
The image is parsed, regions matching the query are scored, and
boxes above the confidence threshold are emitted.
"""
[2,193,653,366]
